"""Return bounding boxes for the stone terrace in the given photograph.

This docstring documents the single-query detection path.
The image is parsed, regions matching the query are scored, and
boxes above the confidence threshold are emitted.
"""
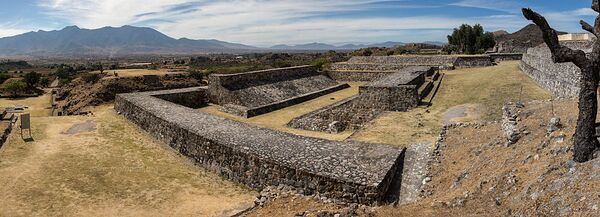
[288,67,436,133]
[115,87,405,205]
[209,66,349,117]
[328,55,492,82]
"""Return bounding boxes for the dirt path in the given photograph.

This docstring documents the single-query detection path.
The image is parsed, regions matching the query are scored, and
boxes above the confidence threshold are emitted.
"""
[441,104,484,125]
[0,106,255,217]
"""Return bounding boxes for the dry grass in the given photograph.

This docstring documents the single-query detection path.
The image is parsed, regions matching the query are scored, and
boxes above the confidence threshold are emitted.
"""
[350,61,552,147]
[93,69,187,78]
[199,83,363,141]
[0,104,255,217]
[0,90,52,117]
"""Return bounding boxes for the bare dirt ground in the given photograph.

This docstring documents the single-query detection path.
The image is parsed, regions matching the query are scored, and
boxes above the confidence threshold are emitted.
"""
[351,61,551,147]
[0,104,256,217]
[199,82,363,141]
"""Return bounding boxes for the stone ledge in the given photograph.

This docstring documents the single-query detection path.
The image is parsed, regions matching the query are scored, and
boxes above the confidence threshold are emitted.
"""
[220,83,350,118]
[114,87,404,204]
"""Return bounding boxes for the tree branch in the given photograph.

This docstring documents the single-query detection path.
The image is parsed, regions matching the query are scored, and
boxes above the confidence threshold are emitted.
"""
[522,8,589,68]
[581,20,595,35]
[594,0,600,13]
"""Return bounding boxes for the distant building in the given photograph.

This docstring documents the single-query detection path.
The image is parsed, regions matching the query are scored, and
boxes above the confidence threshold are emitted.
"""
[558,33,595,41]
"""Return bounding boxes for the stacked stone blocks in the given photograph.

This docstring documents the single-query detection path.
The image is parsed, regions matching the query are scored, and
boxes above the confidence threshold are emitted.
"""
[115,87,405,205]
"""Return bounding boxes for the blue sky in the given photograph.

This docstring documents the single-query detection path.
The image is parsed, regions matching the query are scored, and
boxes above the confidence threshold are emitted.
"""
[0,0,596,47]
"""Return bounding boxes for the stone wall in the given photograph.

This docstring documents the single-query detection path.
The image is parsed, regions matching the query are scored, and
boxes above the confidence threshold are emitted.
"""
[115,87,405,205]
[326,71,397,82]
[287,96,384,133]
[289,67,433,133]
[208,65,349,117]
[337,55,494,69]
[219,83,349,118]
[0,120,14,150]
[519,41,592,98]
[488,53,523,62]
[330,63,419,72]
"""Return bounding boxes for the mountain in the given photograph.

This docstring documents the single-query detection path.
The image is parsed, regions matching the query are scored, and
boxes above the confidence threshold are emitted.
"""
[0,25,257,57]
[494,24,567,53]
[270,41,405,50]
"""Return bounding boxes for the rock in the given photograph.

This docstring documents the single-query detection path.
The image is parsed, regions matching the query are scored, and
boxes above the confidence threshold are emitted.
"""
[502,104,521,145]
[327,121,345,134]
[547,117,561,134]
[431,201,447,208]
[566,160,576,169]
[422,177,432,185]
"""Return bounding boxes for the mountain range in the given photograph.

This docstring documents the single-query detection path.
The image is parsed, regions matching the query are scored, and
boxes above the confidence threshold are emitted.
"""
[0,25,445,57]
[0,25,257,57]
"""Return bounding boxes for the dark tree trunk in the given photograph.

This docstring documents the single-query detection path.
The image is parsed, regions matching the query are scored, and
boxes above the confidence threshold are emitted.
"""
[523,2,600,162]
[574,67,600,162]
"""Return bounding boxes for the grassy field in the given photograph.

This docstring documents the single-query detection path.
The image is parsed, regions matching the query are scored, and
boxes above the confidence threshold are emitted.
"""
[350,61,551,146]
[199,83,363,141]
[0,104,255,216]
[93,69,187,78]
[0,90,52,117]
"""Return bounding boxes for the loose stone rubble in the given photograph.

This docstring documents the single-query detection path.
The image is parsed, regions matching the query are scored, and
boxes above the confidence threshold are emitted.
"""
[502,103,521,146]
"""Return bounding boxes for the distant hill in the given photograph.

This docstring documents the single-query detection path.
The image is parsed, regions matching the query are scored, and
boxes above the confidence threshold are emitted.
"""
[492,30,509,38]
[0,25,257,57]
[495,24,567,53]
[0,60,31,71]
[270,41,405,50]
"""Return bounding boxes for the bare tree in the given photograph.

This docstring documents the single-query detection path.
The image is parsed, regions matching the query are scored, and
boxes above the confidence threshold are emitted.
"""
[522,1,600,162]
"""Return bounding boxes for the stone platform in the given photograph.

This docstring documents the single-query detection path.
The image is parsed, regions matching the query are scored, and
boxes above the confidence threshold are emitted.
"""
[115,87,405,205]
[208,66,349,117]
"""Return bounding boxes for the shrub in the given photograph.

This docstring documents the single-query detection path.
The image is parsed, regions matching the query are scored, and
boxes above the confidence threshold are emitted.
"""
[81,73,102,83]
[4,80,26,97]
[24,71,41,87]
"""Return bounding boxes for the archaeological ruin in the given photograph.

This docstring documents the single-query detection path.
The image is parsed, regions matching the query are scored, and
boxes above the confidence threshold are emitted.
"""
[115,87,404,205]
[114,54,503,204]
[289,66,438,133]
[520,40,593,98]
[208,66,349,118]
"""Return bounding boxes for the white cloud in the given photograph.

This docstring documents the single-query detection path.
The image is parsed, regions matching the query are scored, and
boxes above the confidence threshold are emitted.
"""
[34,0,586,46]
[449,0,523,13]
[0,22,35,38]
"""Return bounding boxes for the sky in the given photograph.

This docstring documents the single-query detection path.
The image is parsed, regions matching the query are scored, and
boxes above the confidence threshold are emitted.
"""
[0,0,597,47]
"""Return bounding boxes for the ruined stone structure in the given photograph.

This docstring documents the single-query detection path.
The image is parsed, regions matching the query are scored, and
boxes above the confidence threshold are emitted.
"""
[519,41,593,98]
[558,33,595,41]
[289,67,437,133]
[488,53,523,62]
[115,87,405,205]
[208,66,349,117]
[328,55,492,82]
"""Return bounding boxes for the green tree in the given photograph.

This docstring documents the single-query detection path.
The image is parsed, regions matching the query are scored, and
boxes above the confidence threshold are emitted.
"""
[39,77,50,87]
[5,80,26,97]
[0,71,12,84]
[447,24,496,54]
[24,71,41,87]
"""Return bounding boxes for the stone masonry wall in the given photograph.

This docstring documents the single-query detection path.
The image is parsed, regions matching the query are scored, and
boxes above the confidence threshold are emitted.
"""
[340,55,493,69]
[489,53,523,62]
[114,87,405,205]
[289,67,431,133]
[208,65,348,117]
[326,71,397,82]
[519,41,592,98]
